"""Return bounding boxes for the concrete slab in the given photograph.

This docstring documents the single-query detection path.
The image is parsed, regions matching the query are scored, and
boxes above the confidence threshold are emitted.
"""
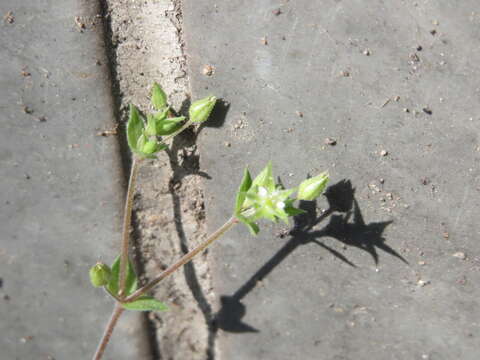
[0,1,150,359]
[183,1,480,359]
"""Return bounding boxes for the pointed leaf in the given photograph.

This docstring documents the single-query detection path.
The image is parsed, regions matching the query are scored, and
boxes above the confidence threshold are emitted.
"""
[127,104,144,152]
[106,256,138,297]
[236,214,260,236]
[122,296,169,312]
[234,169,252,215]
[152,83,168,110]
[251,162,275,191]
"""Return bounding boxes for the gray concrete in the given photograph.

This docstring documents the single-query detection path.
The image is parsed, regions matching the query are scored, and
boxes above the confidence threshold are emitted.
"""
[0,1,150,359]
[184,1,480,359]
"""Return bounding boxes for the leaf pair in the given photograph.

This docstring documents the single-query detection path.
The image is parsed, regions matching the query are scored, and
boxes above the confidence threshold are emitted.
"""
[127,104,166,158]
[104,257,168,312]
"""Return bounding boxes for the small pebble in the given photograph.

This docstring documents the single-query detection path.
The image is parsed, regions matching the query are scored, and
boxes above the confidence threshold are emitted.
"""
[224,142,231,147]
[325,137,337,146]
[423,107,433,115]
[379,178,385,184]
[394,96,400,101]
[273,8,282,16]
[403,108,410,113]
[452,252,466,260]
[363,48,371,56]
[260,36,268,45]
[296,110,304,117]
[416,45,423,51]
[202,64,214,76]
[380,150,388,157]
[340,70,350,77]
[430,29,437,35]
[417,279,430,287]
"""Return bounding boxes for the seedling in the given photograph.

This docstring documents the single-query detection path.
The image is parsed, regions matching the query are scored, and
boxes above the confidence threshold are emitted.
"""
[90,83,329,360]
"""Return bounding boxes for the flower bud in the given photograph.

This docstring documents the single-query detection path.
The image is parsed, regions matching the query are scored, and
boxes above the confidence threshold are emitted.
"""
[297,172,329,201]
[189,96,216,123]
[89,263,112,287]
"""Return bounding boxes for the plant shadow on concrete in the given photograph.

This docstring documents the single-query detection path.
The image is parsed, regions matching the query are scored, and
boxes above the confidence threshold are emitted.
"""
[213,180,408,336]
[163,98,230,360]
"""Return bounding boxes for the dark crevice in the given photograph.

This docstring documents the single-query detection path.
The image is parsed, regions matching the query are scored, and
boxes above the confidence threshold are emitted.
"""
[99,1,158,359]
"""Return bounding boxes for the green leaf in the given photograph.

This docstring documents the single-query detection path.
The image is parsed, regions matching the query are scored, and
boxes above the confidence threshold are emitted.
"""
[145,114,157,137]
[127,104,144,152]
[152,83,168,110]
[234,168,252,215]
[236,214,260,236]
[106,256,138,297]
[122,296,168,312]
[251,162,275,191]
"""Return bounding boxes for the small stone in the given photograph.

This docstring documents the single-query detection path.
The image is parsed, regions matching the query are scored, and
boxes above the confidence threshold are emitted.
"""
[363,48,371,56]
[452,252,466,260]
[4,11,15,24]
[24,174,30,180]
[23,106,33,114]
[423,107,433,115]
[379,178,385,184]
[325,137,337,146]
[418,260,426,266]
[403,108,410,113]
[273,8,282,16]
[202,64,215,76]
[417,279,430,287]
[416,45,423,51]
[296,110,304,117]
[37,116,47,122]
[394,96,400,101]
[224,142,231,147]
[380,150,388,157]
[260,36,268,45]
[420,177,430,185]
[443,232,449,239]
[430,29,437,35]
[432,20,439,25]
[409,53,420,63]
[340,70,350,77]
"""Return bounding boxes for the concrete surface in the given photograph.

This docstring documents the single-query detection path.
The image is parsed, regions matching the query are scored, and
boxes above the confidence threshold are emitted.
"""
[0,1,150,359]
[184,1,480,359]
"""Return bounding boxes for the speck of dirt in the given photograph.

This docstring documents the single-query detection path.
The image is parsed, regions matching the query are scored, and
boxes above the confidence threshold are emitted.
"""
[273,8,282,16]
[0,277,3,288]
[416,45,423,51]
[380,149,388,157]
[74,16,86,32]
[24,174,30,180]
[36,116,47,122]
[3,294,10,301]
[453,252,466,260]
[21,68,31,77]
[23,106,33,114]
[363,48,371,56]
[260,36,268,45]
[296,110,304,117]
[202,64,214,76]
[340,70,350,77]
[423,107,433,115]
[430,29,437,35]
[443,231,449,239]
[420,177,430,185]
[3,11,14,24]
[325,137,337,146]
[409,53,420,63]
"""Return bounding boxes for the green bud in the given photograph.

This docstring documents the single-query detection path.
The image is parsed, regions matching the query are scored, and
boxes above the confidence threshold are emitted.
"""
[189,96,216,123]
[141,138,160,154]
[152,83,168,110]
[297,172,329,201]
[89,262,112,288]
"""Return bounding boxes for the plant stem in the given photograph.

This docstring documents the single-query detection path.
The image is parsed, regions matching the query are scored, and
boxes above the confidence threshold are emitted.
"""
[118,157,140,297]
[124,216,239,302]
[92,304,125,360]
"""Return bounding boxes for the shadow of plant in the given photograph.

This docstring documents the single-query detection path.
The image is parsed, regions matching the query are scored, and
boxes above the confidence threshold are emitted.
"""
[214,179,408,334]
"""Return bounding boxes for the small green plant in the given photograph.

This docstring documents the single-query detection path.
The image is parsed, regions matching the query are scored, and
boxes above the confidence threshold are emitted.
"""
[90,83,329,360]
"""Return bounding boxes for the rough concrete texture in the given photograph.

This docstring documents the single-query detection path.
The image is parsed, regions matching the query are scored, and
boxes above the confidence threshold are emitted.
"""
[0,1,150,359]
[103,1,216,359]
[183,1,480,359]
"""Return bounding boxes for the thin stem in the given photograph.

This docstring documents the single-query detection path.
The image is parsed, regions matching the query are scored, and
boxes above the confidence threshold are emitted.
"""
[125,216,239,302]
[118,157,141,297]
[92,304,125,360]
